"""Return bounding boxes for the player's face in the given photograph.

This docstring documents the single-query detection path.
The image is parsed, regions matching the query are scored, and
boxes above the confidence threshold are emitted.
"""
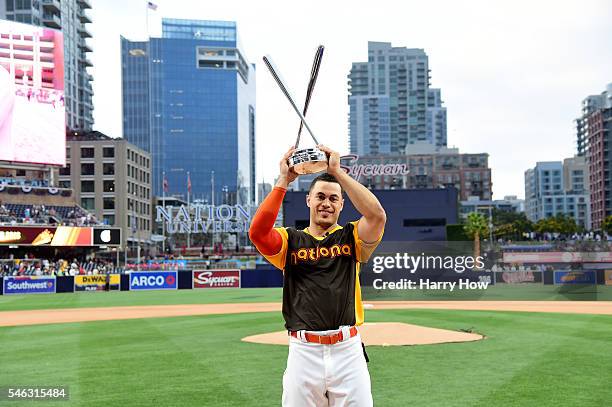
[307,181,344,228]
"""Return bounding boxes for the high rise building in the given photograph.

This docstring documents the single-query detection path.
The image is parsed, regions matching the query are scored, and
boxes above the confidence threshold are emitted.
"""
[524,158,590,229]
[1,0,94,130]
[289,143,491,201]
[121,19,256,205]
[348,42,447,155]
[257,182,272,205]
[459,195,525,220]
[576,84,612,230]
[60,131,152,250]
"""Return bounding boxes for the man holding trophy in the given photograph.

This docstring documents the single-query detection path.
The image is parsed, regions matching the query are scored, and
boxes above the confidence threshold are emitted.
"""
[249,48,386,407]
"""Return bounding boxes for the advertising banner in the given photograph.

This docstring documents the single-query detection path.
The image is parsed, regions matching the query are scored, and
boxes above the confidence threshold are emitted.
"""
[74,275,121,292]
[193,270,241,289]
[504,252,612,264]
[2,276,56,295]
[553,270,597,285]
[146,259,187,270]
[494,271,543,284]
[129,271,177,291]
[605,270,612,286]
[0,226,121,246]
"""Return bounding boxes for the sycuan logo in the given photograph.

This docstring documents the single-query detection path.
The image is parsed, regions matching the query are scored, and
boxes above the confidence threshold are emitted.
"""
[193,270,240,288]
[502,271,535,284]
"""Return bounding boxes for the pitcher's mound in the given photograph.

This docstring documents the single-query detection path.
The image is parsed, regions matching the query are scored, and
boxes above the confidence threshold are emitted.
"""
[242,322,484,346]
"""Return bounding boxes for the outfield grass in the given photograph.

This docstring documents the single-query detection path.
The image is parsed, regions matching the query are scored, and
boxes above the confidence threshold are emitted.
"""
[2,284,611,313]
[363,283,612,301]
[0,288,283,311]
[1,306,611,406]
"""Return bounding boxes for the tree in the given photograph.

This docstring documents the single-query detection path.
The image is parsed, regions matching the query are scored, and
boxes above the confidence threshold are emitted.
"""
[491,209,533,240]
[600,215,612,235]
[534,214,578,236]
[554,214,578,235]
[464,212,489,258]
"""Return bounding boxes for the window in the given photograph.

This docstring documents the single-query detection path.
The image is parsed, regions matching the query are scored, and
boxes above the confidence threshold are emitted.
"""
[103,198,115,210]
[81,180,95,192]
[58,180,70,188]
[103,147,115,158]
[103,215,115,226]
[81,163,95,175]
[103,180,115,192]
[198,60,223,68]
[103,163,114,175]
[81,147,94,158]
[66,147,71,158]
[81,197,95,210]
[59,164,70,176]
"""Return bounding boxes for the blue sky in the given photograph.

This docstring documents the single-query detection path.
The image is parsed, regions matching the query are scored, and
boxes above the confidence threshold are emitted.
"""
[90,0,612,199]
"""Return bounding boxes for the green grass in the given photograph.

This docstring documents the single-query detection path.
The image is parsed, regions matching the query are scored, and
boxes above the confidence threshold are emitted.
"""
[0,288,283,311]
[2,284,611,313]
[1,308,611,406]
[363,283,612,301]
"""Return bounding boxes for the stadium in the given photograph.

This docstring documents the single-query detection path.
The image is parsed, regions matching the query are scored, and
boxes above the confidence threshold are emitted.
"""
[1,5,612,407]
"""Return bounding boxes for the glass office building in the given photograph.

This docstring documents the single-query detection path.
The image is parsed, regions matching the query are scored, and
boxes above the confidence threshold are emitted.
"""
[121,19,256,205]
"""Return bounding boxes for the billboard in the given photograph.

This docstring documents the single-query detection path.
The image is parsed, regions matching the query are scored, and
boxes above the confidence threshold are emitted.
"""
[494,271,543,284]
[553,271,597,285]
[605,270,612,286]
[503,252,612,264]
[129,271,177,291]
[74,275,121,291]
[0,20,65,166]
[193,270,241,289]
[0,226,121,246]
[3,276,56,295]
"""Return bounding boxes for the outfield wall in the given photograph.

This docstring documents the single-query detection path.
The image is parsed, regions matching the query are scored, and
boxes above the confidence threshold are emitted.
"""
[2,269,611,296]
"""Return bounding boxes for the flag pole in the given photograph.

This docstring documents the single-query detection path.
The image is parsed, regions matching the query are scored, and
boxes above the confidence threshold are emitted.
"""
[211,171,215,254]
[187,171,191,249]
[162,170,166,254]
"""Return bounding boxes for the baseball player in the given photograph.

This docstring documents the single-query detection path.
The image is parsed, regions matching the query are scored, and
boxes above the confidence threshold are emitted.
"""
[249,145,386,406]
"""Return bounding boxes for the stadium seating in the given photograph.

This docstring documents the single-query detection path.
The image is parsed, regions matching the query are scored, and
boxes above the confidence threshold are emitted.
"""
[0,203,100,226]
[0,258,124,276]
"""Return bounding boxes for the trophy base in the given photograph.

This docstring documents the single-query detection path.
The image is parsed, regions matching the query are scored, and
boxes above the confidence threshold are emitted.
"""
[288,148,328,175]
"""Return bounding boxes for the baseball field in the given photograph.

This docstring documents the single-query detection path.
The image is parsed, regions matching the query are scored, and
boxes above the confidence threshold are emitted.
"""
[1,289,612,406]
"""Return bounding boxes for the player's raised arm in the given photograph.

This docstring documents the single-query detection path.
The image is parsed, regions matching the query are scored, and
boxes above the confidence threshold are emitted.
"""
[318,145,386,243]
[248,147,297,256]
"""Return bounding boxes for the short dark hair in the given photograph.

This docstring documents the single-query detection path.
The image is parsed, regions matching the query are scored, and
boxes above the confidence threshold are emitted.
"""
[308,173,343,194]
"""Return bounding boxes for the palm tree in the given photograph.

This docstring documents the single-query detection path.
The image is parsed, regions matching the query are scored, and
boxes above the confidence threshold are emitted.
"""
[464,212,489,259]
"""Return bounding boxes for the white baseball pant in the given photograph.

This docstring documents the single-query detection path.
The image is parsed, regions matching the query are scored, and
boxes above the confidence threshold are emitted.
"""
[282,328,373,407]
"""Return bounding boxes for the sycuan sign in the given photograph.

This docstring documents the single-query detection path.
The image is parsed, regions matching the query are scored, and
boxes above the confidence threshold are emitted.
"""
[340,154,409,181]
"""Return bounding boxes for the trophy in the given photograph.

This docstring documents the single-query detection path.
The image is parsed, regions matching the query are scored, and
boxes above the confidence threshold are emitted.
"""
[263,46,328,174]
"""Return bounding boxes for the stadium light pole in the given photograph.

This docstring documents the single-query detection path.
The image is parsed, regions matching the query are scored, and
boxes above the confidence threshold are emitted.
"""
[488,204,494,250]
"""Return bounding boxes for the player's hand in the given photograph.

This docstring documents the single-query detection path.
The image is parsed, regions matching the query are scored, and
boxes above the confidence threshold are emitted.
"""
[279,146,299,185]
[317,145,341,176]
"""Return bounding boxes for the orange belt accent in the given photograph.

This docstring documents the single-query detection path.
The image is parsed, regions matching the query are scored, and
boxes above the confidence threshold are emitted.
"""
[289,326,358,345]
